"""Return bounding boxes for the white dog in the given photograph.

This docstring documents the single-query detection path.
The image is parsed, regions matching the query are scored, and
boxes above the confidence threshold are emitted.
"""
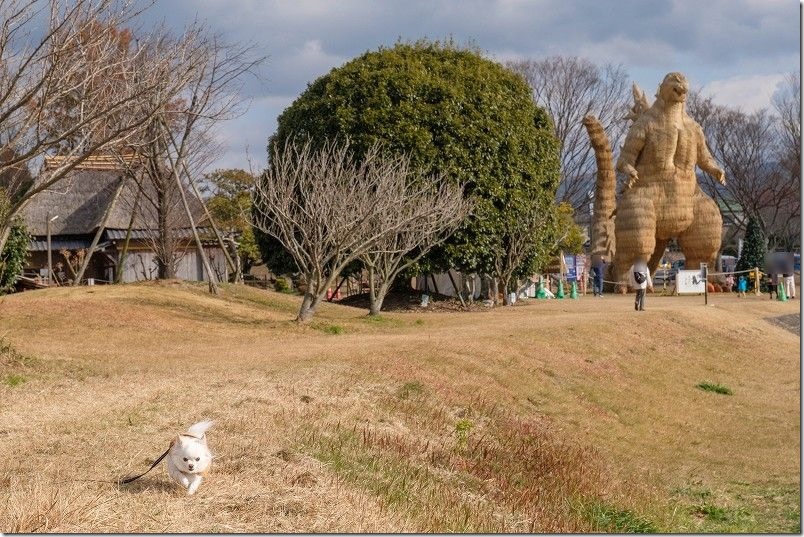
[166,420,214,495]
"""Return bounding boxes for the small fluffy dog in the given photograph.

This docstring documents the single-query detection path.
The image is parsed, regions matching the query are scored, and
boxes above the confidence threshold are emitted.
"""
[165,420,214,495]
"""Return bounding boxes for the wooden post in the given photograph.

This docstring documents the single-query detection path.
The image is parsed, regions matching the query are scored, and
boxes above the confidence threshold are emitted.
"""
[430,273,440,296]
[328,276,347,302]
[701,263,708,305]
[447,269,466,308]
[74,175,127,285]
[754,267,761,296]
[182,163,238,281]
[46,214,53,286]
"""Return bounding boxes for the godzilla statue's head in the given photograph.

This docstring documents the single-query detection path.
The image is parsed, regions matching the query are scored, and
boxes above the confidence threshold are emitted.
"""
[656,72,689,105]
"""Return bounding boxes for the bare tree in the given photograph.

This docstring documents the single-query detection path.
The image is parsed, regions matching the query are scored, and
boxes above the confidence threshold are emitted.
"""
[122,25,263,292]
[253,140,438,322]
[360,165,470,316]
[507,56,630,214]
[0,0,181,253]
[490,201,556,306]
[688,90,801,252]
[771,72,801,249]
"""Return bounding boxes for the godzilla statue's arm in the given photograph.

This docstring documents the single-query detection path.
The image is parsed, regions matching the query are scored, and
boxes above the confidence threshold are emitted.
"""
[695,124,726,185]
[615,122,646,190]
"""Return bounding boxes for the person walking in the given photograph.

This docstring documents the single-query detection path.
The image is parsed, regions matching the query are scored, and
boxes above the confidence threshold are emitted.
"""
[737,274,747,298]
[724,274,735,293]
[784,273,796,299]
[592,255,605,297]
[629,261,651,311]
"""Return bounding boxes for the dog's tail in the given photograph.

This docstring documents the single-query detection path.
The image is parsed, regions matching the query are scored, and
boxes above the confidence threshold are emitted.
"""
[187,420,214,438]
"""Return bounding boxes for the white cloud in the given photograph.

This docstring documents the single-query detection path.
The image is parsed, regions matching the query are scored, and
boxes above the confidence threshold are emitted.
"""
[701,73,787,112]
[204,95,296,173]
[577,36,678,68]
[145,0,799,172]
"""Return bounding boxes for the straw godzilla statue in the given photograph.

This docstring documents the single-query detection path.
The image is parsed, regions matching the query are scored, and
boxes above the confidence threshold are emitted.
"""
[583,72,726,287]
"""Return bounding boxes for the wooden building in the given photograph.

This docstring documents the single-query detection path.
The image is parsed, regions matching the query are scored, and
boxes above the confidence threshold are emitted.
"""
[21,166,228,285]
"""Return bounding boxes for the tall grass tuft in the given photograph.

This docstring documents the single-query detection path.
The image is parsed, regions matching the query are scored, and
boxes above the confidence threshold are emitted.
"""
[697,382,733,395]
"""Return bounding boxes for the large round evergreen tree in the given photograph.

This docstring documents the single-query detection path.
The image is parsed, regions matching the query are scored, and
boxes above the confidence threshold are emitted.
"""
[267,40,560,276]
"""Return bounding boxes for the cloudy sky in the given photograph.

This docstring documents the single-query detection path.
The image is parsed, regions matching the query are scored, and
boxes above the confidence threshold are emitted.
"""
[142,0,800,173]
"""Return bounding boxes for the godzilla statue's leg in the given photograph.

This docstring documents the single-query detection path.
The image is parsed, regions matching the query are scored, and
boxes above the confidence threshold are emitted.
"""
[614,193,656,288]
[678,193,722,269]
[648,239,668,279]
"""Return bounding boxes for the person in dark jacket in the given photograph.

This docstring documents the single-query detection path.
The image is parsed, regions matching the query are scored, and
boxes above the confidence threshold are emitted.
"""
[592,255,606,297]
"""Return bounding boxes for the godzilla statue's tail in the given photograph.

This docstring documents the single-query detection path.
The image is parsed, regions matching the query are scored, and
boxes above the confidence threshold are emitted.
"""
[582,115,616,265]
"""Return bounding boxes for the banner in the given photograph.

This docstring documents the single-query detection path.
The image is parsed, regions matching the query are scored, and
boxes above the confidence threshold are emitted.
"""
[562,254,587,282]
[564,254,576,281]
[676,269,706,294]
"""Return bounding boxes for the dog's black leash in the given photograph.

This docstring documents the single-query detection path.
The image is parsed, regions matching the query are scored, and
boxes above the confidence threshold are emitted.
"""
[119,446,171,485]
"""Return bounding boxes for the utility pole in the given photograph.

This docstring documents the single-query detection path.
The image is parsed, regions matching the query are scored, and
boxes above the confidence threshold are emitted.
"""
[46,214,59,285]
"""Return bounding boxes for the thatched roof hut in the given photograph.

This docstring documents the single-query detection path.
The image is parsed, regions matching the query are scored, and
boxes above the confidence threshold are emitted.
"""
[21,170,204,236]
[20,169,225,284]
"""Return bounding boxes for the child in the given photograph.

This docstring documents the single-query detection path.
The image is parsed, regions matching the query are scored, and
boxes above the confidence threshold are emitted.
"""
[724,274,734,293]
[737,275,747,298]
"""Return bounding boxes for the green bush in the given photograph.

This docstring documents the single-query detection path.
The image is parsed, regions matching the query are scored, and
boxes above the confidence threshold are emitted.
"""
[274,276,292,293]
[0,218,30,294]
[270,39,560,276]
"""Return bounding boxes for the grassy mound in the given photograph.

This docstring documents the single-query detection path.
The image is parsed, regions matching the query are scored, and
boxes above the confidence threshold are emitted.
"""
[0,283,799,532]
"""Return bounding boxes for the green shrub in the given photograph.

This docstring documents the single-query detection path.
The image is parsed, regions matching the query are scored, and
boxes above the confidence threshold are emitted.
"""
[274,276,292,293]
[0,218,30,294]
[697,382,733,395]
[270,39,560,276]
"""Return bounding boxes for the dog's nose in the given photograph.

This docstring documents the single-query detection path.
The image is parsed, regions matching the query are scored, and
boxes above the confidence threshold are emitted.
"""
[188,464,194,470]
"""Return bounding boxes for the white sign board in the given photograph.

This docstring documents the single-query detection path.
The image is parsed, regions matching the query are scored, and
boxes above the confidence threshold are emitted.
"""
[676,269,706,294]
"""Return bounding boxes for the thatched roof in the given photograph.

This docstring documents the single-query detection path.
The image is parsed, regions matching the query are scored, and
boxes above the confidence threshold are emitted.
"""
[44,151,140,171]
[21,170,205,236]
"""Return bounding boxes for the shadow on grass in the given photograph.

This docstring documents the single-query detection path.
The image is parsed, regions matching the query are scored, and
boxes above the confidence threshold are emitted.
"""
[119,476,182,494]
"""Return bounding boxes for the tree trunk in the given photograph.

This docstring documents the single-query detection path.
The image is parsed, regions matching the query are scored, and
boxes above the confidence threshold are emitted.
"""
[297,292,316,322]
[491,277,499,306]
[295,272,333,322]
[156,182,175,279]
[501,275,513,305]
[297,288,329,322]
[0,224,11,260]
[369,280,391,316]
[368,265,377,305]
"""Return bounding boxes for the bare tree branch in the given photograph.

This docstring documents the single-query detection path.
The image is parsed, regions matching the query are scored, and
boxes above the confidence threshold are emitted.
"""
[253,139,455,322]
[507,56,630,216]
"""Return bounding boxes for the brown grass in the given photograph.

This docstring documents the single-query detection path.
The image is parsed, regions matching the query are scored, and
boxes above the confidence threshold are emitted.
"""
[0,281,799,532]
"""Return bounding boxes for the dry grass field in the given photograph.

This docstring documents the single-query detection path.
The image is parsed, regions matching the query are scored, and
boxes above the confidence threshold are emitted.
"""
[0,281,799,532]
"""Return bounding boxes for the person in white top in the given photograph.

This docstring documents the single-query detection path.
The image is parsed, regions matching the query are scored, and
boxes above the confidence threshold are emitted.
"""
[629,260,652,311]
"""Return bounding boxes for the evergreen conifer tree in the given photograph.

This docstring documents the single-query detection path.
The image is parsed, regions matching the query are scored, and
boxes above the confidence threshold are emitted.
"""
[736,216,766,290]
